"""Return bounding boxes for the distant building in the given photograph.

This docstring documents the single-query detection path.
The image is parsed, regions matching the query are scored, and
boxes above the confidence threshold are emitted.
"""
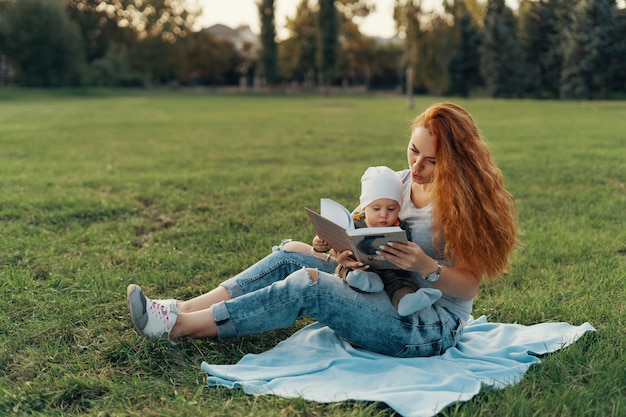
[205,24,259,54]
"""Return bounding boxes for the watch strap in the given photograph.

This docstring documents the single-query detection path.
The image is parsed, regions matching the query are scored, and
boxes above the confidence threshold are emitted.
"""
[424,262,442,282]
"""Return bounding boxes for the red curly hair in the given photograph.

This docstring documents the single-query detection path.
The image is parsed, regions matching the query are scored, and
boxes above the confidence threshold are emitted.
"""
[412,102,518,279]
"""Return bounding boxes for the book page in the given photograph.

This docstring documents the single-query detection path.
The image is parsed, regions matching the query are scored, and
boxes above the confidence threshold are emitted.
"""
[320,198,354,230]
[345,226,404,236]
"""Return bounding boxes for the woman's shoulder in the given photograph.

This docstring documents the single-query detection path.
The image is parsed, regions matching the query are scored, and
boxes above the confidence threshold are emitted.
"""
[396,169,411,183]
[396,169,416,214]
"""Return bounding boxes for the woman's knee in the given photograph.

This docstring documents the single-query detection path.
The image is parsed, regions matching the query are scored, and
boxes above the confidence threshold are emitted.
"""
[282,241,311,253]
[283,241,328,260]
[306,268,318,282]
[286,268,319,284]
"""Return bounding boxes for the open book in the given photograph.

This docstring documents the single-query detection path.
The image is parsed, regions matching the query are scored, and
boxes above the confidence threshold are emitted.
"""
[305,198,408,270]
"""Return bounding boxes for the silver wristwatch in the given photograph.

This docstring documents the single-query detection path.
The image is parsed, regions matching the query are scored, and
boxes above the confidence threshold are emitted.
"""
[424,262,442,282]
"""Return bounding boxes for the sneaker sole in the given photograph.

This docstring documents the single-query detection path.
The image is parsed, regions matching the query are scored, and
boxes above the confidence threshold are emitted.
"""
[127,284,148,337]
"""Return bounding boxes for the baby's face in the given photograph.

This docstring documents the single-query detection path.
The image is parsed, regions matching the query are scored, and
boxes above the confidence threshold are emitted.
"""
[363,198,400,227]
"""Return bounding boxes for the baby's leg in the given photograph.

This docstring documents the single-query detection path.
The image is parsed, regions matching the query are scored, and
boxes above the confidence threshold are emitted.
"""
[396,288,442,316]
[346,270,384,292]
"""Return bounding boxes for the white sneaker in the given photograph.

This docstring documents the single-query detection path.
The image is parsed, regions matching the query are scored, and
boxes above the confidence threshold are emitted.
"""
[153,298,180,310]
[127,284,179,342]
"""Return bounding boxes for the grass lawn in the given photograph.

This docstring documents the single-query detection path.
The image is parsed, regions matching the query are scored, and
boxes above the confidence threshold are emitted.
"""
[0,89,624,416]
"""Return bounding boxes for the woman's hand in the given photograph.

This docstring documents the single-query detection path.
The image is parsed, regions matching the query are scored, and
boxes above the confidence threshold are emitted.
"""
[377,241,433,275]
[377,240,482,301]
[312,235,331,253]
[335,249,369,271]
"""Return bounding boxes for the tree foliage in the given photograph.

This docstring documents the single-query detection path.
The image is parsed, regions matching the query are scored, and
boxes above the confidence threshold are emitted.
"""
[65,0,200,85]
[0,1,10,54]
[3,0,84,86]
[610,6,626,92]
[335,0,375,20]
[518,0,566,98]
[419,15,456,95]
[280,0,378,88]
[448,0,483,97]
[368,41,404,90]
[258,0,279,85]
[0,0,625,96]
[65,0,133,64]
[66,0,198,43]
[479,0,522,97]
[87,45,142,86]
[317,0,340,86]
[560,0,616,99]
[394,0,423,97]
[279,0,318,83]
[337,19,376,86]
[181,30,237,85]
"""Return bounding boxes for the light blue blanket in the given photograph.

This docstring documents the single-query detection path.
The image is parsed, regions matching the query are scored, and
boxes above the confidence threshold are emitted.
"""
[201,316,595,417]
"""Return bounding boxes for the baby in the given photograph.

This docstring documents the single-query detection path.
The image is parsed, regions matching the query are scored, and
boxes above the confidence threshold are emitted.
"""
[334,166,441,316]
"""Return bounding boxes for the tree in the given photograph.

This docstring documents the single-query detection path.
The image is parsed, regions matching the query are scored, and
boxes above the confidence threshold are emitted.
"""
[258,0,279,85]
[337,19,376,86]
[368,41,404,90]
[65,0,141,86]
[394,0,423,108]
[66,0,198,43]
[0,1,8,85]
[279,0,318,84]
[419,15,456,95]
[609,6,626,93]
[335,0,375,20]
[448,1,483,97]
[317,0,340,87]
[479,0,522,97]
[65,0,133,64]
[3,0,85,86]
[518,0,569,98]
[65,0,199,86]
[0,1,8,50]
[560,0,616,99]
[335,0,375,87]
[179,30,237,86]
[126,35,182,85]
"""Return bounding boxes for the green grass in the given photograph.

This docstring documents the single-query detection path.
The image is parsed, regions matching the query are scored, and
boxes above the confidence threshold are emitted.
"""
[0,89,624,416]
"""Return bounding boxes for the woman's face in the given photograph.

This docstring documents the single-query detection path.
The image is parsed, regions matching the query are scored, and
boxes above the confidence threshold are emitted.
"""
[407,126,436,185]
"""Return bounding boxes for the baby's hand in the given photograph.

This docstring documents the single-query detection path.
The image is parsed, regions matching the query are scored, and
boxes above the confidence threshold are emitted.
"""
[312,235,331,253]
[336,249,369,270]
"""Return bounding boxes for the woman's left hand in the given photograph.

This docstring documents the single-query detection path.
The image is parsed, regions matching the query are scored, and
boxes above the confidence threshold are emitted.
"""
[380,240,482,301]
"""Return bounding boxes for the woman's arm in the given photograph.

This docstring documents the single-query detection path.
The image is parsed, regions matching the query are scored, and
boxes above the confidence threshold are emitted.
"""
[377,241,481,301]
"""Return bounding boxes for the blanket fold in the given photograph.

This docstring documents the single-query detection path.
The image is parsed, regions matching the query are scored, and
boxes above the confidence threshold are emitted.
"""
[201,315,595,417]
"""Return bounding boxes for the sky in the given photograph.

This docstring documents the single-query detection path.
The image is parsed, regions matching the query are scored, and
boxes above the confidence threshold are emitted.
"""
[197,0,403,39]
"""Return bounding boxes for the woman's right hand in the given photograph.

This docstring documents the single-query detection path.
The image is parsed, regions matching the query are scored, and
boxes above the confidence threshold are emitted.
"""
[335,249,369,271]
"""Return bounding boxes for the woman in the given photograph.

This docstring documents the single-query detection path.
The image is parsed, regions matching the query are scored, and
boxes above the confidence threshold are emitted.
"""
[127,102,518,357]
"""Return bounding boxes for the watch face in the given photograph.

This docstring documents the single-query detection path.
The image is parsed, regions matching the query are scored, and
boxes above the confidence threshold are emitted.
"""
[427,273,438,282]
[426,262,442,282]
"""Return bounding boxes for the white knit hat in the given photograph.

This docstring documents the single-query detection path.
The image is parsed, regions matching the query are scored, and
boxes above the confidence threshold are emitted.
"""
[359,166,403,208]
